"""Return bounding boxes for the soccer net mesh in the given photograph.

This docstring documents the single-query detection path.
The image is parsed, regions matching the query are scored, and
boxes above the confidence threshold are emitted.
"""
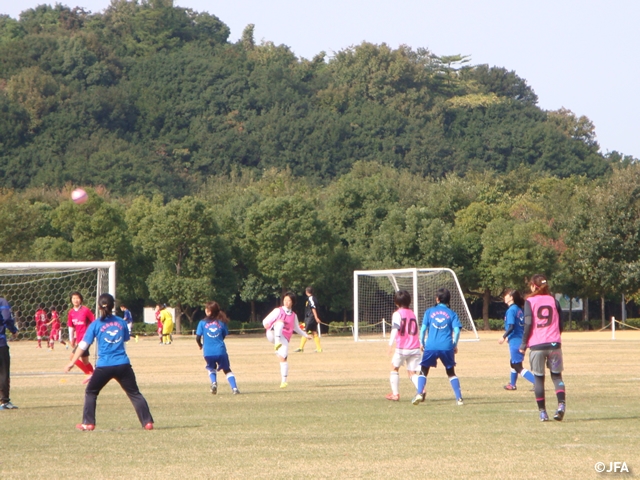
[353,268,478,341]
[0,262,115,343]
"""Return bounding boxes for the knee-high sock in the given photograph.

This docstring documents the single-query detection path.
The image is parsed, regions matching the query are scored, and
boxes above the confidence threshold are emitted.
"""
[449,376,462,400]
[75,359,90,374]
[280,362,288,382]
[534,375,546,411]
[510,368,518,386]
[313,335,322,351]
[411,374,419,390]
[85,362,94,374]
[390,371,399,395]
[299,336,308,350]
[550,373,565,404]
[521,368,535,384]
[226,372,238,390]
[208,371,217,384]
[416,375,427,395]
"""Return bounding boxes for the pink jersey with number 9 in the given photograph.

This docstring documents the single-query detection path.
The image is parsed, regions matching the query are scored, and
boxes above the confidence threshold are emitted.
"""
[526,295,561,347]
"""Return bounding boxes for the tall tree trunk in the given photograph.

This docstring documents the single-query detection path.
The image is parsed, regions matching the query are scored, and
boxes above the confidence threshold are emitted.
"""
[483,288,490,330]
[250,300,256,323]
[601,296,605,329]
[175,305,182,335]
[568,298,573,331]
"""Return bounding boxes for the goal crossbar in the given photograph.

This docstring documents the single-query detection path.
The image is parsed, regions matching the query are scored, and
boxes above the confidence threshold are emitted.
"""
[353,268,477,342]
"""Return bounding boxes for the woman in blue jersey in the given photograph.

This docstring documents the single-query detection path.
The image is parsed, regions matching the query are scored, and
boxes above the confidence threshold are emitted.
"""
[498,289,535,390]
[64,293,154,431]
[195,301,239,395]
[412,288,464,406]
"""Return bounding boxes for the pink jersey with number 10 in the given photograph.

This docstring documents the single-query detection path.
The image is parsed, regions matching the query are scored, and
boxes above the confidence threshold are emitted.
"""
[394,307,421,350]
[525,295,561,347]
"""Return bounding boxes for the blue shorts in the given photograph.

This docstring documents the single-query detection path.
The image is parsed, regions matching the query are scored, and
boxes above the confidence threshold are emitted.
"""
[204,354,231,373]
[509,342,525,364]
[420,349,456,370]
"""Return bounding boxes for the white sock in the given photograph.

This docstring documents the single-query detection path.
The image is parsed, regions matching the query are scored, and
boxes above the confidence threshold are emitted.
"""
[280,362,289,382]
[411,374,419,389]
[390,371,400,395]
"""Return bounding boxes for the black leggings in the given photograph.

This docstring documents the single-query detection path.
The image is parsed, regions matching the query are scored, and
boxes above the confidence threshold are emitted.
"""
[83,363,153,426]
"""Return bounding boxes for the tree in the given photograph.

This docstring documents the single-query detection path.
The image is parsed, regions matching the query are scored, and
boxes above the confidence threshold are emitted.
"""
[133,196,237,331]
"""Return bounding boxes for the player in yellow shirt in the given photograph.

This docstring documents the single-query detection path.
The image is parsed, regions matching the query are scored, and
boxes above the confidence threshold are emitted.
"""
[159,304,174,345]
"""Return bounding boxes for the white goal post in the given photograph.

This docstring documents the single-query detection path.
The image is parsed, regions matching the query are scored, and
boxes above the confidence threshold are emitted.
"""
[353,268,478,342]
[0,262,116,342]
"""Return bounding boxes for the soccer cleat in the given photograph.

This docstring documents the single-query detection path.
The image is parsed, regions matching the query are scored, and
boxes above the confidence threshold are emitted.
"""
[280,382,288,389]
[294,348,303,353]
[503,384,517,391]
[315,349,323,353]
[420,393,426,402]
[0,401,18,410]
[554,403,565,421]
[144,423,154,430]
[456,398,464,406]
[76,424,95,431]
[274,343,282,351]
[411,394,423,406]
[385,393,400,401]
[539,410,549,422]
[210,382,218,395]
[232,388,240,395]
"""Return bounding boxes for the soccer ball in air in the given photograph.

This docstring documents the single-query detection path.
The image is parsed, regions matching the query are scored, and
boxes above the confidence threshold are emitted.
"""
[71,188,88,204]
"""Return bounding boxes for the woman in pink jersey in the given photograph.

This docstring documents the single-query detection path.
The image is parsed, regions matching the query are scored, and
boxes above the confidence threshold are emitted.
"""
[519,274,566,422]
[262,292,310,388]
[386,290,422,402]
[67,292,95,383]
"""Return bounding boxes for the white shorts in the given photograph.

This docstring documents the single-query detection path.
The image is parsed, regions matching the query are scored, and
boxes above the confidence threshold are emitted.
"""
[391,351,421,371]
[266,330,290,358]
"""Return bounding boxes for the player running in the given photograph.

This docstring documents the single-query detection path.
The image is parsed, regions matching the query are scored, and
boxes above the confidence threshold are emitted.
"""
[263,292,311,388]
[412,287,464,406]
[498,289,535,390]
[67,292,95,383]
[195,301,239,395]
[386,290,422,402]
[519,274,566,422]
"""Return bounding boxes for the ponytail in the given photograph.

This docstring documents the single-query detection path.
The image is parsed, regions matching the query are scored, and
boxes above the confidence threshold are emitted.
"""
[205,301,228,324]
[98,293,115,320]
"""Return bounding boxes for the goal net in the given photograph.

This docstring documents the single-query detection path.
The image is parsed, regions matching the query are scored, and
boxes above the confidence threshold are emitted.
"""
[0,262,116,342]
[353,268,478,342]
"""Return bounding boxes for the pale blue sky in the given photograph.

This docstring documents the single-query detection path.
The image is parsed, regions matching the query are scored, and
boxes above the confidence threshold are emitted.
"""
[4,0,639,159]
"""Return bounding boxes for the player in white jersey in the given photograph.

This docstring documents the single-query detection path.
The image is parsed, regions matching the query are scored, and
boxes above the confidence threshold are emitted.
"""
[386,290,422,401]
[263,291,310,388]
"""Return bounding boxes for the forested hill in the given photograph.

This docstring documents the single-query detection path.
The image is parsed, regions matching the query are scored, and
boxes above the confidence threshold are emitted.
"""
[0,1,611,196]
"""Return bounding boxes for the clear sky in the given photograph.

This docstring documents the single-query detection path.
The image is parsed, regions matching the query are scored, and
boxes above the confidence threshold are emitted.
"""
[4,0,639,159]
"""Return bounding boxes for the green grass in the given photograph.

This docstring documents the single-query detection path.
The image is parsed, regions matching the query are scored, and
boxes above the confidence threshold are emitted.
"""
[2,331,639,479]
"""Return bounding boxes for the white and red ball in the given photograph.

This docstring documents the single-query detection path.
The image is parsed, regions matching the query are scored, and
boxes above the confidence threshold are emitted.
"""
[71,188,88,204]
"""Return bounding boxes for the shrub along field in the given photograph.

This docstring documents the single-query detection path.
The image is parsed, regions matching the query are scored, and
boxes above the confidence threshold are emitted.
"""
[2,331,639,479]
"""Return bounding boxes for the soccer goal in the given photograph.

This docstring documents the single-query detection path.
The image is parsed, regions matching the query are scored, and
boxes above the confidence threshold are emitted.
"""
[353,268,478,342]
[0,262,116,342]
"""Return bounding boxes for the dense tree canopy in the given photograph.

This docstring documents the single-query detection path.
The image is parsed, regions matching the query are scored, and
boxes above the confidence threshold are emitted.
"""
[0,2,620,195]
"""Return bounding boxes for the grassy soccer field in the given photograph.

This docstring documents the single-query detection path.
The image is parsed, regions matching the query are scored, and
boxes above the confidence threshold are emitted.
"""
[1,331,639,479]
